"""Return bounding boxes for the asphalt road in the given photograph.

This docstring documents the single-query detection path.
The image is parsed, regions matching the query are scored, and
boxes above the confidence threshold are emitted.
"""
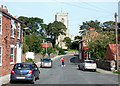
[9,55,119,86]
[35,55,119,84]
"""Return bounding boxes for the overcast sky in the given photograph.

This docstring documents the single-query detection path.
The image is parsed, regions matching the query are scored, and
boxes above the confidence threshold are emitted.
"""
[0,0,119,35]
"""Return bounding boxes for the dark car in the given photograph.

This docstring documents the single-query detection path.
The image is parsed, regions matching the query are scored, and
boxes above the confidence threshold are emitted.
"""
[40,58,52,68]
[10,62,40,84]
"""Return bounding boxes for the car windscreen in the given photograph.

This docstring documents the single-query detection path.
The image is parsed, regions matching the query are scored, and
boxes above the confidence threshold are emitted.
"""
[14,63,32,70]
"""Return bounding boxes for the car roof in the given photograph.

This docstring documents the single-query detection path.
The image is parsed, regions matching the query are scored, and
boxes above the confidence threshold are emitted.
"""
[42,58,51,60]
[80,59,94,61]
[15,62,35,65]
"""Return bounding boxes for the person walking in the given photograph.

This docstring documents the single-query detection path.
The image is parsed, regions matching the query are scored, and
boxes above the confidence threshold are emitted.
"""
[61,57,65,67]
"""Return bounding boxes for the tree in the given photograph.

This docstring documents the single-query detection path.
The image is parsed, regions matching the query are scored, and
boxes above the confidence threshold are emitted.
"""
[88,32,114,60]
[79,20,101,35]
[18,16,46,53]
[26,33,42,53]
[70,36,82,50]
[45,21,67,48]
[79,20,116,60]
[63,37,72,49]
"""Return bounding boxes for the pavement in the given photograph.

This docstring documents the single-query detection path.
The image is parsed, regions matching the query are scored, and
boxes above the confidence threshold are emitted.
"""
[96,68,117,75]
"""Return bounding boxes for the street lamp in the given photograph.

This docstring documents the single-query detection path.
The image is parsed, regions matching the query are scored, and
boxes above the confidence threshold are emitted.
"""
[114,12,119,71]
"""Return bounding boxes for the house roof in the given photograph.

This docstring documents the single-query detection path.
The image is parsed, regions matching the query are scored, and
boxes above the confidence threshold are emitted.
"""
[82,27,99,41]
[109,44,120,56]
[0,5,22,23]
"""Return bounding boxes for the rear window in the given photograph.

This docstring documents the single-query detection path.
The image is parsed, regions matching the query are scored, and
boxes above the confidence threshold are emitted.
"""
[42,59,51,62]
[85,61,95,63]
[14,63,32,70]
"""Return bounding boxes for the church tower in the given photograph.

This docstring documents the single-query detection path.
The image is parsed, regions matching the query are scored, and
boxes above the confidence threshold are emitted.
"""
[55,12,69,49]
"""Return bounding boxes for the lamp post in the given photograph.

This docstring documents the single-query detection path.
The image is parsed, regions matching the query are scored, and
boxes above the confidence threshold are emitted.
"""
[114,12,119,71]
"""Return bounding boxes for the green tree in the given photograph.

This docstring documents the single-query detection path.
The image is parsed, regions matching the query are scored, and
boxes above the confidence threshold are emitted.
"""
[79,20,101,35]
[79,20,116,60]
[63,37,72,49]
[26,33,42,53]
[70,36,82,50]
[45,21,67,48]
[18,16,46,53]
[88,32,114,60]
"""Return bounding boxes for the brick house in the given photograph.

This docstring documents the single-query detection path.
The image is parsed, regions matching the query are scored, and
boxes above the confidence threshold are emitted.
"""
[106,44,120,60]
[0,5,23,80]
[79,27,99,59]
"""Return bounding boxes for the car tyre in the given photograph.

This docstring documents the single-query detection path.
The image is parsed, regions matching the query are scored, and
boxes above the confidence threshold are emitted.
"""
[82,67,85,71]
[31,76,35,84]
[93,69,96,72]
[37,74,40,80]
[10,80,13,84]
[78,65,80,70]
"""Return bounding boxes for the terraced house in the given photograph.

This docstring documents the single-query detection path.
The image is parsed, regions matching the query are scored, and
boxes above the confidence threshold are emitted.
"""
[0,5,23,85]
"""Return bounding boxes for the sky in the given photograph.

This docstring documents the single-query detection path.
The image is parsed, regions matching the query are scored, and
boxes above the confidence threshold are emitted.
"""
[0,0,119,35]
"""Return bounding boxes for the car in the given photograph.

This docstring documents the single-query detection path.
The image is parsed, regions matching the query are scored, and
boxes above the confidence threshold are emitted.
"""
[78,59,97,71]
[40,58,52,68]
[10,62,40,84]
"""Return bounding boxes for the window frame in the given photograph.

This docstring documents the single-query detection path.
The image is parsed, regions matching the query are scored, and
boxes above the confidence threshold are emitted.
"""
[10,45,15,64]
[0,14,2,35]
[17,23,21,39]
[11,19,16,38]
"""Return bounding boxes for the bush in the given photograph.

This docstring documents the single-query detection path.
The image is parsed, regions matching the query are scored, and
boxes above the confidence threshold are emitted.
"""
[25,58,34,63]
[58,48,66,55]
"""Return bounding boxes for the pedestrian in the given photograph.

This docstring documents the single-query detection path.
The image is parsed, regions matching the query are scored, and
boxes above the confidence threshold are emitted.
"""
[61,57,65,67]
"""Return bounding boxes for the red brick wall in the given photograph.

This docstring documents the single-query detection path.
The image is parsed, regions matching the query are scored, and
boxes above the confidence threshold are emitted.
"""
[0,14,22,76]
[106,44,120,60]
[106,46,114,60]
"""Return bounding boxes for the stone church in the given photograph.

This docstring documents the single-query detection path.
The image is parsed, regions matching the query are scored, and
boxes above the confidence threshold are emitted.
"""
[55,12,69,49]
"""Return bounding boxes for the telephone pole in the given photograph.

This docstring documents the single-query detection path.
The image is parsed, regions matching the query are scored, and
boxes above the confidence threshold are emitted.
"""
[114,12,119,71]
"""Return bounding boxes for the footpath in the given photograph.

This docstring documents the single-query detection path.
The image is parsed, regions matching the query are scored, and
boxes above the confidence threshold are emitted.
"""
[1,55,118,86]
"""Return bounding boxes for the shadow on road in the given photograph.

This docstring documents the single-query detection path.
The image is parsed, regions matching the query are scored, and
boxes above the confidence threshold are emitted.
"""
[70,54,80,64]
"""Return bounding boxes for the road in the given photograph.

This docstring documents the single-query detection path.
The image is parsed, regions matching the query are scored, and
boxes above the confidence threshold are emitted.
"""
[9,55,119,86]
[35,55,118,84]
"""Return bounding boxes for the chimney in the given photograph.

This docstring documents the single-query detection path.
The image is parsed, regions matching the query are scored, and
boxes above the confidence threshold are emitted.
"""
[89,27,95,31]
[0,5,8,13]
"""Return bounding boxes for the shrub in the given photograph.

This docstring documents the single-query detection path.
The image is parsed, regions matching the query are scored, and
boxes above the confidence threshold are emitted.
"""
[58,48,66,55]
[25,58,34,63]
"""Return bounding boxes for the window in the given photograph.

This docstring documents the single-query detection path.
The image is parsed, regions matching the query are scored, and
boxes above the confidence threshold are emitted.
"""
[0,46,2,66]
[61,18,64,23]
[11,20,16,38]
[0,16,2,34]
[17,23,21,39]
[10,45,14,64]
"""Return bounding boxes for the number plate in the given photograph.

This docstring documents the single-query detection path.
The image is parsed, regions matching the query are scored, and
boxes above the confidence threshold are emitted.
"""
[16,77,25,79]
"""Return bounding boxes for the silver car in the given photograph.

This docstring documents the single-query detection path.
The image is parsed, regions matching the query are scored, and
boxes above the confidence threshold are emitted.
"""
[40,58,52,68]
[78,59,96,71]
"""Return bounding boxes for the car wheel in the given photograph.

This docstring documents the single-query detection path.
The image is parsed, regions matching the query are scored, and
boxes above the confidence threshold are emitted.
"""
[31,76,35,84]
[10,80,13,84]
[82,67,85,71]
[51,65,52,68]
[37,74,40,80]
[78,65,80,70]
[93,69,96,72]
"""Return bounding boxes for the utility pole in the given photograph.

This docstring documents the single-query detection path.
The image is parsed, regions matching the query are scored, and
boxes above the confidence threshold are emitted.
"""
[114,12,119,71]
[46,42,48,57]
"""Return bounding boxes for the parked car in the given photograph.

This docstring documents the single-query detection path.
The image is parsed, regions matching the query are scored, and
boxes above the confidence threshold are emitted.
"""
[10,62,40,84]
[78,59,96,71]
[40,58,52,68]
